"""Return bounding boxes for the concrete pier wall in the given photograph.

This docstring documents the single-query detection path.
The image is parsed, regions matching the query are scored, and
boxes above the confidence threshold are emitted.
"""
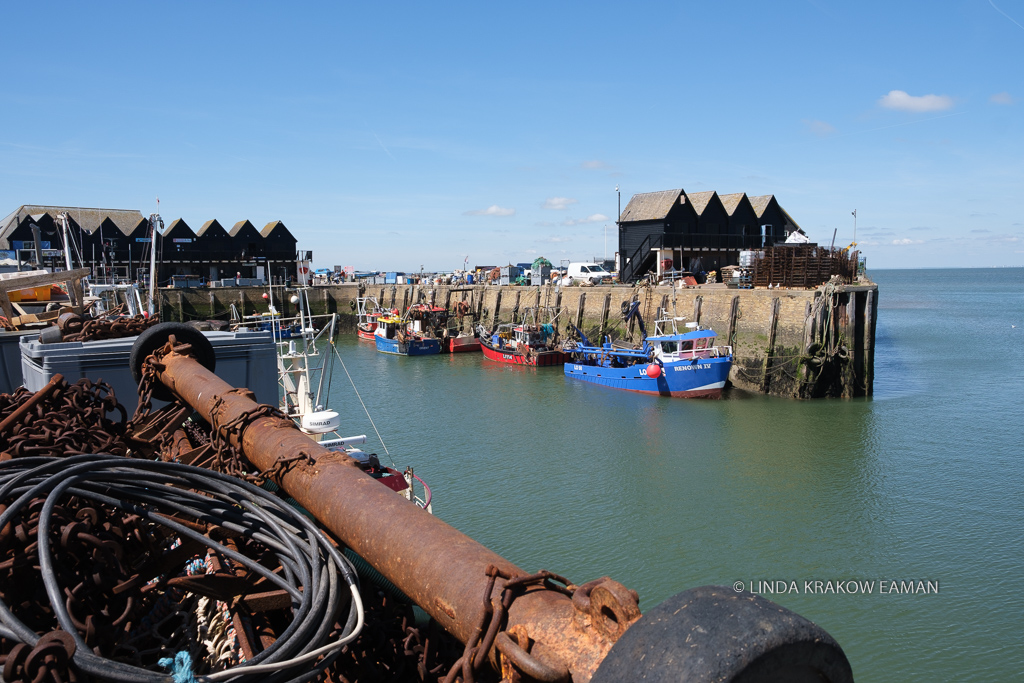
[160,281,877,399]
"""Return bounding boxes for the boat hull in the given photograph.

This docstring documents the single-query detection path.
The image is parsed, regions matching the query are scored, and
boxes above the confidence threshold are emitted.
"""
[445,335,481,353]
[357,324,377,340]
[374,335,441,356]
[564,356,732,398]
[480,339,568,366]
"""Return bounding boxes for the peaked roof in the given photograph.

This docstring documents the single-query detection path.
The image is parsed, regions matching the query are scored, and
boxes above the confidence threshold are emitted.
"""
[260,220,294,239]
[718,192,747,216]
[685,191,717,216]
[619,189,683,222]
[197,219,228,237]
[163,218,195,238]
[1,205,145,241]
[748,195,776,218]
[230,220,259,237]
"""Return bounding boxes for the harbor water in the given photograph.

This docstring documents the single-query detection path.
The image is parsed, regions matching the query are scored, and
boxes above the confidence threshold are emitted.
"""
[325,268,1023,681]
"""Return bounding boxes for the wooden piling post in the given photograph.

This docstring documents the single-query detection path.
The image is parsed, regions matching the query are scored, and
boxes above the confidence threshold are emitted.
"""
[554,290,563,333]
[760,297,780,394]
[693,295,703,325]
[575,293,587,331]
[726,295,739,347]
[600,293,611,337]
[493,291,503,325]
[864,288,876,396]
[842,292,857,398]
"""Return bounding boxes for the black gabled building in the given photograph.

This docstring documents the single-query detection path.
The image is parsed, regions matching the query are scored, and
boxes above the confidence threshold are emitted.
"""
[719,193,761,248]
[748,195,800,246]
[618,189,803,282]
[1,205,301,286]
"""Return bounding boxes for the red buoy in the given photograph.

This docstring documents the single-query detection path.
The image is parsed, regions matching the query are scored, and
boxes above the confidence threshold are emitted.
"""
[646,363,661,378]
[262,293,269,299]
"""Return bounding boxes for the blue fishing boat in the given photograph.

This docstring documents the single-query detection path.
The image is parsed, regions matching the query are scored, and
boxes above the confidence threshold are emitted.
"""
[373,314,441,356]
[564,302,732,398]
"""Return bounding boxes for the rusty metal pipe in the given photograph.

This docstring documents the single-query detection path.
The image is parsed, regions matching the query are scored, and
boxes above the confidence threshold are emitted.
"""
[153,349,626,681]
[0,373,64,436]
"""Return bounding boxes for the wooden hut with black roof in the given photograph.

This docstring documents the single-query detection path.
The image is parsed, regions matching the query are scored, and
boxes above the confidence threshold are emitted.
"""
[261,221,300,284]
[195,219,234,282]
[230,220,266,279]
[618,189,805,282]
[260,221,296,261]
[117,217,155,283]
[617,189,694,283]
[719,193,761,249]
[748,195,801,246]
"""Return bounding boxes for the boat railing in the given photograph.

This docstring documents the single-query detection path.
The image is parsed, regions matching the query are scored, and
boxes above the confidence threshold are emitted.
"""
[404,468,433,512]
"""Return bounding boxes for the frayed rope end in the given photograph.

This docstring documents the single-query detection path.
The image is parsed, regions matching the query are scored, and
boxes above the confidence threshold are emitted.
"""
[158,651,197,683]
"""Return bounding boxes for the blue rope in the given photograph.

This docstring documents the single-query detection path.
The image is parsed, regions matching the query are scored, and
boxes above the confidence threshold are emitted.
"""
[159,651,197,683]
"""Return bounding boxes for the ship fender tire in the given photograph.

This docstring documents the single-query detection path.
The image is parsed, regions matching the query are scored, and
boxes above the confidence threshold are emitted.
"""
[130,322,217,402]
[591,586,852,683]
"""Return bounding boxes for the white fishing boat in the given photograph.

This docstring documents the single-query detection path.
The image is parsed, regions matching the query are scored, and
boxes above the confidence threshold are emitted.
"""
[274,286,432,511]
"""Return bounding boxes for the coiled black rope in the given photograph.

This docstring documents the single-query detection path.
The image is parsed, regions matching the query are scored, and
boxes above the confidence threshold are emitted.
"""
[0,454,364,683]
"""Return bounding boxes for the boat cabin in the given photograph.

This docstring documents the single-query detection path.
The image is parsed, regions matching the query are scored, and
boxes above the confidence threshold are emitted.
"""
[649,318,731,362]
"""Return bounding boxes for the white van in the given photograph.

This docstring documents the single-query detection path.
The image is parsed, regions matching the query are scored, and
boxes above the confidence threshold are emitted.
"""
[566,262,612,284]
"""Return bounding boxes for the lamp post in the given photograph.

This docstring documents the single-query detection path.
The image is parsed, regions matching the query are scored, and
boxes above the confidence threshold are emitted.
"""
[615,186,621,266]
[851,209,857,245]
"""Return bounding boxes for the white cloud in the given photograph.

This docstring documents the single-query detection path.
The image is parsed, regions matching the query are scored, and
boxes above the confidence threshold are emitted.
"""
[543,197,578,210]
[581,160,607,169]
[463,205,515,217]
[539,236,573,243]
[892,238,924,245]
[802,119,836,137]
[561,213,609,226]
[878,90,954,112]
[990,91,1015,105]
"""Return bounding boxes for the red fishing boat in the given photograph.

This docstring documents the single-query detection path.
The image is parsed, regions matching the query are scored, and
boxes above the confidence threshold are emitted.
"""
[479,307,569,366]
[356,297,386,340]
[443,299,481,353]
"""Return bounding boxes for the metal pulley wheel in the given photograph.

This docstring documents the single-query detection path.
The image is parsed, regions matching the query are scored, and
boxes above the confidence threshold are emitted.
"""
[129,322,217,402]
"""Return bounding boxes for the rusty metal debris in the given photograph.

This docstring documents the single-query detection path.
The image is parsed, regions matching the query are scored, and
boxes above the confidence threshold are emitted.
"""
[0,322,855,682]
[0,455,363,682]
[142,333,641,682]
[0,375,128,459]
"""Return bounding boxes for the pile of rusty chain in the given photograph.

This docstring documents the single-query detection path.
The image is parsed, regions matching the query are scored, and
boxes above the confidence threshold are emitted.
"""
[0,455,364,683]
[0,376,127,459]
[58,312,159,343]
[327,589,468,683]
[0,494,174,681]
[443,566,576,683]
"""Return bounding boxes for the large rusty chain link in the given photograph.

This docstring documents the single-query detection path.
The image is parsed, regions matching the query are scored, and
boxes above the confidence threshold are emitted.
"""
[444,566,577,683]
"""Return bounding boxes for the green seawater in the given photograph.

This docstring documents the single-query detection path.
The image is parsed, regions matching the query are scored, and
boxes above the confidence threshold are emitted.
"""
[323,268,1024,682]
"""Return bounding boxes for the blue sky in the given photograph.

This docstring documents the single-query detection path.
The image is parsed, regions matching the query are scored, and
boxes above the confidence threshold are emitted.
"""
[2,1,1022,270]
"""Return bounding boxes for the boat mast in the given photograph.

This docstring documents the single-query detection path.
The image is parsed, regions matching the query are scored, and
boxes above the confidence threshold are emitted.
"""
[147,201,163,317]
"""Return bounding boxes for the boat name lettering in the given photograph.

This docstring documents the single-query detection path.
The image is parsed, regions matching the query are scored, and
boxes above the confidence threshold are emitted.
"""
[674,363,711,371]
